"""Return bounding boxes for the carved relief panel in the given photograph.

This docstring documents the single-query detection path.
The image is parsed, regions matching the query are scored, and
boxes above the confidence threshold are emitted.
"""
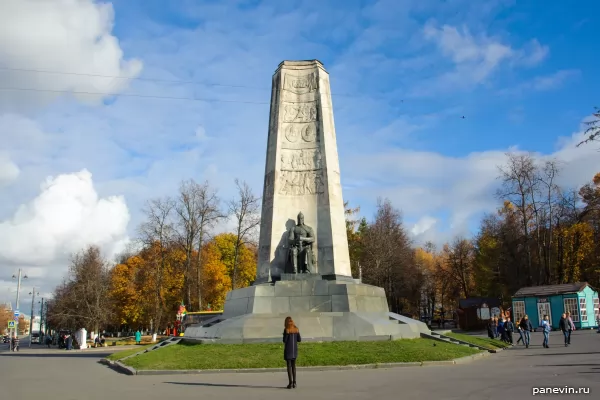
[278,170,325,196]
[283,123,318,143]
[280,148,322,171]
[283,72,319,94]
[282,102,318,123]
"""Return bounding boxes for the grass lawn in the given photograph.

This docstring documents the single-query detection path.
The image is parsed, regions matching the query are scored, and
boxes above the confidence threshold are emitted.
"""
[121,339,480,370]
[445,332,510,350]
[107,344,155,361]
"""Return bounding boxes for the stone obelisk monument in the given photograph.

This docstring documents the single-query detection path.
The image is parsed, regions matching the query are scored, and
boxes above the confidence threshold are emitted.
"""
[256,60,352,283]
[184,60,429,343]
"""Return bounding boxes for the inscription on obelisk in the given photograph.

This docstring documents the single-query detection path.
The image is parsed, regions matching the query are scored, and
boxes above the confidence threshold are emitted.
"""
[256,60,352,283]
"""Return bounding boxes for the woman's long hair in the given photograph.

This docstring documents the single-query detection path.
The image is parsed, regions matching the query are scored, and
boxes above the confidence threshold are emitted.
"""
[285,316,299,334]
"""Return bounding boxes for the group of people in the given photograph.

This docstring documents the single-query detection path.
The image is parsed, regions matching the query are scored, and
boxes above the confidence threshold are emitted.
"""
[487,315,520,344]
[487,312,576,349]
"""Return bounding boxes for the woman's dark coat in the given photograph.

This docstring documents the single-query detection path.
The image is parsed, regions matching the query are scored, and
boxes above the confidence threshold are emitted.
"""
[519,319,533,331]
[283,330,301,360]
[486,320,495,339]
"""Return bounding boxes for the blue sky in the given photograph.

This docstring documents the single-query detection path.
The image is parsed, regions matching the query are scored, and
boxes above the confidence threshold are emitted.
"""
[0,0,599,303]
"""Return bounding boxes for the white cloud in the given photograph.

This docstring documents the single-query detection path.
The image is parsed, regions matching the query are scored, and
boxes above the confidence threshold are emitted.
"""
[423,22,513,83]
[418,22,549,95]
[0,0,142,110]
[0,169,130,266]
[195,125,209,141]
[410,216,438,236]
[499,69,580,95]
[344,122,600,246]
[512,39,549,67]
[0,153,19,185]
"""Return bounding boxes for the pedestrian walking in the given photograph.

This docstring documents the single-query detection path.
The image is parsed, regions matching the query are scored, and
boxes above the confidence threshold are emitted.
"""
[559,313,570,347]
[541,315,551,348]
[519,315,533,348]
[492,317,499,338]
[283,316,301,389]
[487,318,495,339]
[516,324,524,345]
[135,329,142,345]
[505,317,514,345]
[565,312,575,344]
[498,317,507,342]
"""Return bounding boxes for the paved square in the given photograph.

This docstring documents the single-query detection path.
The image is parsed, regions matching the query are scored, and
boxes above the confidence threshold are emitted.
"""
[1,331,598,399]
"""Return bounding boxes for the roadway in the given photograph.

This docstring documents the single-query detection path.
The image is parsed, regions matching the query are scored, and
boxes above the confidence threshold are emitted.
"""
[1,330,598,399]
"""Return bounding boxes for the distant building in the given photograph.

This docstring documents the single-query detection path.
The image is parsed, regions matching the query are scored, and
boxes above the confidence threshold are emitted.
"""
[456,297,502,331]
[31,316,41,332]
[512,282,599,330]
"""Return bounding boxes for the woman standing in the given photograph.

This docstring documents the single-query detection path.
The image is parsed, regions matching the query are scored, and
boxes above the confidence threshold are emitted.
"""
[565,312,575,345]
[283,316,302,389]
[135,328,142,345]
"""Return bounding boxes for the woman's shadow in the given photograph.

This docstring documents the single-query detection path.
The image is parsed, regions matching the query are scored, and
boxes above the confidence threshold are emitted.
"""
[164,382,287,389]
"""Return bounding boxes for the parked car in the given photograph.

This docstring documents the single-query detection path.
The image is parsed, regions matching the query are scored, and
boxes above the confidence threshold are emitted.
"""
[31,333,40,344]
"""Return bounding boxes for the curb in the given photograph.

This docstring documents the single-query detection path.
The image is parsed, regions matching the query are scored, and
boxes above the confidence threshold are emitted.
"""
[102,351,491,376]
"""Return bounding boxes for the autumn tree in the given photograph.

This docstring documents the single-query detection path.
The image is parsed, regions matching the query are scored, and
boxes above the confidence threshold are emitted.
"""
[577,107,600,146]
[137,197,176,333]
[47,246,113,332]
[174,179,222,310]
[110,255,144,327]
[228,179,260,289]
[414,246,438,318]
[360,198,416,313]
[345,202,367,279]
[0,305,11,335]
[497,153,537,285]
[199,241,232,310]
[443,238,475,298]
[18,315,27,335]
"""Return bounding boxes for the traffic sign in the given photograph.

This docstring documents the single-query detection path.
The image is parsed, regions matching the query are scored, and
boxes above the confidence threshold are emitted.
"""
[14,316,19,322]
[14,310,20,317]
[8,321,15,329]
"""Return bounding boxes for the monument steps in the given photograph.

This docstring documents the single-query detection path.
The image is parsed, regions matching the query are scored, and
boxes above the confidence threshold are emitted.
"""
[118,337,182,362]
[422,331,493,352]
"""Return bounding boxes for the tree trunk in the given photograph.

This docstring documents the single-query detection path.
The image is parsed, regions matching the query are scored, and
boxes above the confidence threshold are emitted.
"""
[232,235,241,290]
[197,227,204,310]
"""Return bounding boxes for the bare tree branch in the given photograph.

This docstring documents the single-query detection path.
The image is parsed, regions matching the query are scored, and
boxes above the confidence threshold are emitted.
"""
[228,179,261,289]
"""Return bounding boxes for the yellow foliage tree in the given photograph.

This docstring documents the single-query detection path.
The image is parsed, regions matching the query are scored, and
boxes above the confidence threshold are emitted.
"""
[0,305,11,335]
[213,233,256,289]
[200,241,231,310]
[556,222,594,283]
[110,256,143,326]
[131,242,187,330]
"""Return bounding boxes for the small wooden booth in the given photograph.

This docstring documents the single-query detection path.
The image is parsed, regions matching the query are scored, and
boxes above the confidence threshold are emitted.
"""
[512,282,599,330]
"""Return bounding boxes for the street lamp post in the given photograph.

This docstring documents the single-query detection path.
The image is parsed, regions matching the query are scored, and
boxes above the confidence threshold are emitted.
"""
[28,288,39,347]
[11,269,27,349]
[39,298,45,338]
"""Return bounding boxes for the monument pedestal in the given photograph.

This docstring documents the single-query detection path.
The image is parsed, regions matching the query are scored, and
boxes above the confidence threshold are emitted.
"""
[184,280,429,343]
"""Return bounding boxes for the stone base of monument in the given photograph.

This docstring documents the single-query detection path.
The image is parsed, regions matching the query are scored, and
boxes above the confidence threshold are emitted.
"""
[184,280,430,343]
